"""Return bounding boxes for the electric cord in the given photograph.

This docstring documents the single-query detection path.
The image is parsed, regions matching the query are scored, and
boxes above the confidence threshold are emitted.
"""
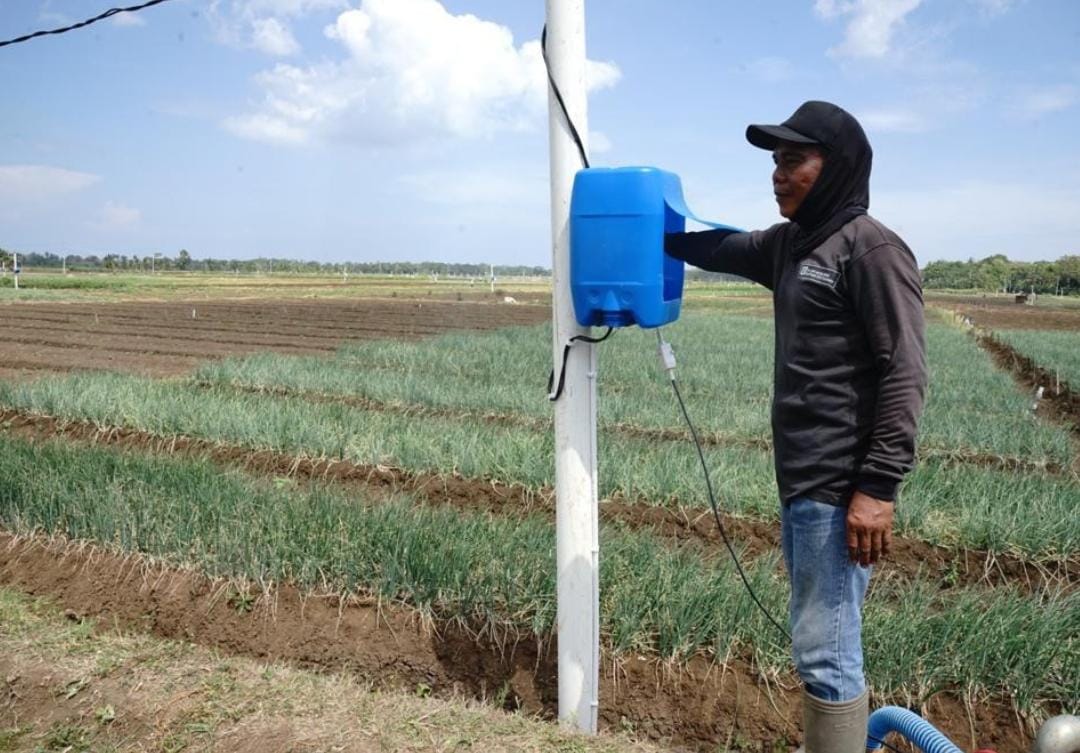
[0,0,177,49]
[547,327,614,401]
[540,24,590,169]
[540,21,603,404]
[867,734,904,753]
[655,329,791,643]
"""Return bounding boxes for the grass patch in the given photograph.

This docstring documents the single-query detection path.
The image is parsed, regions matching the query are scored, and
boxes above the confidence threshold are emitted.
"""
[0,588,658,753]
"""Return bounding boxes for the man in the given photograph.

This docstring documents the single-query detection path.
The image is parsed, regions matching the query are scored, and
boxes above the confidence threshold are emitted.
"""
[665,101,927,753]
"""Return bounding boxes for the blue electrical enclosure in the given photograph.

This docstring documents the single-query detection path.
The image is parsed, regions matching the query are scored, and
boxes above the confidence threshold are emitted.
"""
[569,166,688,329]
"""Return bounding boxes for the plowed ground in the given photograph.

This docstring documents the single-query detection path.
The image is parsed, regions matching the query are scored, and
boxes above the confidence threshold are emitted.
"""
[0,298,548,377]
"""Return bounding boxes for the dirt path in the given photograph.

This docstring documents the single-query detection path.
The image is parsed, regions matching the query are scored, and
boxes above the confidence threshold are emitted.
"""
[1,407,1072,595]
[0,533,1034,753]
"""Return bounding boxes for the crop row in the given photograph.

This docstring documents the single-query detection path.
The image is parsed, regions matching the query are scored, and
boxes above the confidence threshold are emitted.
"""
[194,314,1074,467]
[995,329,1080,391]
[0,433,1073,712]
[0,371,1076,558]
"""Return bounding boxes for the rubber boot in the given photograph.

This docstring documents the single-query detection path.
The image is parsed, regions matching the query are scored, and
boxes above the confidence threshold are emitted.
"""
[797,688,869,753]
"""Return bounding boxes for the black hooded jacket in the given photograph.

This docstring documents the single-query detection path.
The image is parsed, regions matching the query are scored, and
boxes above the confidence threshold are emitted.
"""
[665,102,927,505]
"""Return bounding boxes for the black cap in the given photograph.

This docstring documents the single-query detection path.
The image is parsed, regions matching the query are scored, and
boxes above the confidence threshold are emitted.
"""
[746,100,852,151]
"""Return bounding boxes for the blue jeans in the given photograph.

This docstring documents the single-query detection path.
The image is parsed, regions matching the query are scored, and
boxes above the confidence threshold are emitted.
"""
[781,496,871,702]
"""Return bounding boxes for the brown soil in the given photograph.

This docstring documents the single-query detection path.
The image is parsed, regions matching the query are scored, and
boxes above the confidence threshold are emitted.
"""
[928,294,1080,331]
[2,407,1073,595]
[0,299,549,377]
[0,533,1035,753]
[977,333,1080,443]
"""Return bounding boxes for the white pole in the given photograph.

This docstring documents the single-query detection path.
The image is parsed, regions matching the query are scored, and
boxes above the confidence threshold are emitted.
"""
[13,251,18,290]
[545,0,598,735]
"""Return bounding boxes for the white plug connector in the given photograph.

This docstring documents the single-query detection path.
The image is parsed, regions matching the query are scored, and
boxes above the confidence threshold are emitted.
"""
[655,329,677,380]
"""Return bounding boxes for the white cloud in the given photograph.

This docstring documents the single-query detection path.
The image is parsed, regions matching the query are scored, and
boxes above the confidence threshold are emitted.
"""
[857,108,928,133]
[0,165,100,202]
[225,0,620,147]
[815,0,924,59]
[251,17,299,55]
[208,0,347,55]
[109,11,146,27]
[875,180,1080,262]
[1012,84,1077,120]
[96,201,142,230]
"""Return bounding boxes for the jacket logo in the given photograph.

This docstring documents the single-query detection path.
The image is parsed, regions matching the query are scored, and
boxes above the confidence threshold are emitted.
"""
[798,264,840,289]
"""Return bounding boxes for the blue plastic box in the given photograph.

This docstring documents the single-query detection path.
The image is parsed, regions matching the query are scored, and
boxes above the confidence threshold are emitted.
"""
[569,167,686,329]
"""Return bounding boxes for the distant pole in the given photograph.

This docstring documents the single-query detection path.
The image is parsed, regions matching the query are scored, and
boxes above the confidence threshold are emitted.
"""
[13,251,19,290]
[546,0,598,735]
[490,263,495,294]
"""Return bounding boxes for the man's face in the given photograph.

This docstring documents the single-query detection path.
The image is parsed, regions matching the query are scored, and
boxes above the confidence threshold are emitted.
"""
[772,143,825,219]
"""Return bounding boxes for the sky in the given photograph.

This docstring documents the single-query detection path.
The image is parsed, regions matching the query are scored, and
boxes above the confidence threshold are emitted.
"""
[2,0,1079,267]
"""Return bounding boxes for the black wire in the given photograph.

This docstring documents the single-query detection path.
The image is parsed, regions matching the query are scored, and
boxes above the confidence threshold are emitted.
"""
[867,733,905,753]
[668,376,792,643]
[0,0,176,48]
[540,24,590,169]
[539,21,599,402]
[547,327,614,401]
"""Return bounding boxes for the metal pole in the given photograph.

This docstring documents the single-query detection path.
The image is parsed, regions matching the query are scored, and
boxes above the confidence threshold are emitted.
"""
[13,251,18,290]
[545,0,598,735]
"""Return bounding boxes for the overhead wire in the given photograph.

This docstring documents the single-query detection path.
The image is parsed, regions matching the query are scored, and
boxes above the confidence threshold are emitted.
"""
[0,0,177,49]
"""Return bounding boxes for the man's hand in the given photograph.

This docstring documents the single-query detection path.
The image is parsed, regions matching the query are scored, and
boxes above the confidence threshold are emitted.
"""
[846,491,893,567]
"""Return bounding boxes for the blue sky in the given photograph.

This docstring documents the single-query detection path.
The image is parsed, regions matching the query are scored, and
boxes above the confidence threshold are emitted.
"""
[2,0,1078,266]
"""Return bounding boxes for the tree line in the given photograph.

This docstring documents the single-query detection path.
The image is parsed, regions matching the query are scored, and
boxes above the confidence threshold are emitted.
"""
[0,249,548,279]
[3,248,1079,295]
[922,254,1080,295]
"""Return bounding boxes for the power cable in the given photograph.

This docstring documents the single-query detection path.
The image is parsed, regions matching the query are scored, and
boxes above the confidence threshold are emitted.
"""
[540,20,601,403]
[0,0,177,49]
[547,327,613,401]
[540,24,590,169]
[656,329,791,643]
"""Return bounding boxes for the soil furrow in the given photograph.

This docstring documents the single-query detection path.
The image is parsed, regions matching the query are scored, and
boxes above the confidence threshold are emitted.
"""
[0,533,1035,753]
[0,407,1072,594]
[977,332,1080,439]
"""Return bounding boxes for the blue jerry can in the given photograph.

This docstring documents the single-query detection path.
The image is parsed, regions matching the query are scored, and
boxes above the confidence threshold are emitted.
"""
[569,167,687,329]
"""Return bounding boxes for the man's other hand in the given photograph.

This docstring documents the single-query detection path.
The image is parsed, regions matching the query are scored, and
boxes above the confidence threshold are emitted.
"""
[846,491,893,567]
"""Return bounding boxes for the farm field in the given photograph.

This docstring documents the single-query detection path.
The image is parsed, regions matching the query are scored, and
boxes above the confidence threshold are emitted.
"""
[0,278,1077,752]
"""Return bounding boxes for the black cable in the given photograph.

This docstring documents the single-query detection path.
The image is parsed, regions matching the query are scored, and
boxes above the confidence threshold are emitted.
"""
[540,24,590,169]
[866,734,905,753]
[547,327,614,401]
[539,21,601,403]
[667,374,791,643]
[0,0,176,49]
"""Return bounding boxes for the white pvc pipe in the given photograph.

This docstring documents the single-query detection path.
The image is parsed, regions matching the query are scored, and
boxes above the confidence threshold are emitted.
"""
[545,0,599,735]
